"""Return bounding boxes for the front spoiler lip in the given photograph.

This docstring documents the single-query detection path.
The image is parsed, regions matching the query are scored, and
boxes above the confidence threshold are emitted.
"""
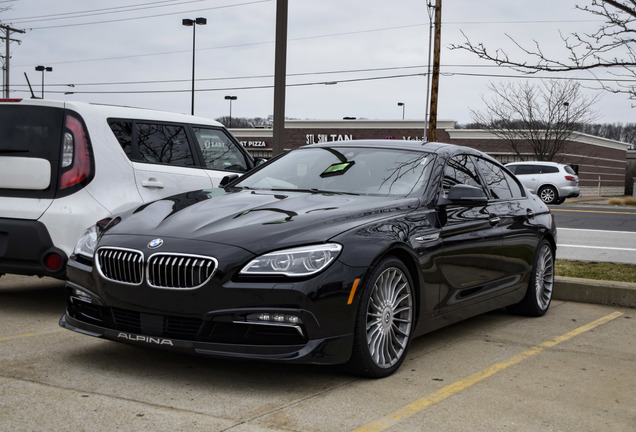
[59,313,353,365]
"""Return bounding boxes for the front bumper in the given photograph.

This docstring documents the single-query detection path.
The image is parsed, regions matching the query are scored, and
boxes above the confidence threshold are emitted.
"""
[60,256,364,365]
[60,312,353,364]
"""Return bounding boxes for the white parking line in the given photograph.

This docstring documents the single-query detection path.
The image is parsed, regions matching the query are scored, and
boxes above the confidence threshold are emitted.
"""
[557,244,636,252]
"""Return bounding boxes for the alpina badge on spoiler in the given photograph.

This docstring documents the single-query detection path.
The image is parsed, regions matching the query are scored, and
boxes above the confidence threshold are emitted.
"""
[117,332,173,346]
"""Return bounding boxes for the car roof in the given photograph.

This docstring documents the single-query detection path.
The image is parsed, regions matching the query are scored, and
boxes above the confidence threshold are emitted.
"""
[305,140,466,153]
[1,98,224,127]
[303,140,498,161]
[505,161,564,167]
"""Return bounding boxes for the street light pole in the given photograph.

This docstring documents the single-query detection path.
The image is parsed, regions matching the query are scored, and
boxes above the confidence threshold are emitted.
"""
[35,65,52,98]
[224,95,237,128]
[397,102,405,119]
[182,17,206,115]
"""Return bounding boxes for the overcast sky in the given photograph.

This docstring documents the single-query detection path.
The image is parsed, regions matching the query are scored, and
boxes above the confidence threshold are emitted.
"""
[2,0,634,125]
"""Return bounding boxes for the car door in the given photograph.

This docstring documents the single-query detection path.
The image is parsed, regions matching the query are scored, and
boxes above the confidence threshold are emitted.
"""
[130,122,214,202]
[436,154,507,315]
[474,156,539,292]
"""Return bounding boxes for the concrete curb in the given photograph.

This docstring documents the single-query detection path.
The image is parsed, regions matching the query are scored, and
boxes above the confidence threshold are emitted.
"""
[554,276,636,308]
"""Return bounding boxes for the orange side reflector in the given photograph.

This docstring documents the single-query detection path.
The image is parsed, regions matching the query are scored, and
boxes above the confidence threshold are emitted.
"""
[347,278,361,305]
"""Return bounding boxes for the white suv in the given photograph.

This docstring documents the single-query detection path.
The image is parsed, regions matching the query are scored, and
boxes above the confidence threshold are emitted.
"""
[505,161,580,205]
[0,99,256,279]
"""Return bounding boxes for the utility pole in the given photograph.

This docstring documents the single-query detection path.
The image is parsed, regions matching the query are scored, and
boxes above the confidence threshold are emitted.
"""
[272,0,288,157]
[426,0,442,142]
[1,24,25,98]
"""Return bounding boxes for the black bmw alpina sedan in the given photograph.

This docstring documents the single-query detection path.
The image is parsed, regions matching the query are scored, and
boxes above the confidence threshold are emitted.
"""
[61,140,556,377]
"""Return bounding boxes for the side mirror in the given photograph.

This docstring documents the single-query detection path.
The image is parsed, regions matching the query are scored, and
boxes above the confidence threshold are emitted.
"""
[253,157,268,167]
[219,174,240,187]
[445,184,488,204]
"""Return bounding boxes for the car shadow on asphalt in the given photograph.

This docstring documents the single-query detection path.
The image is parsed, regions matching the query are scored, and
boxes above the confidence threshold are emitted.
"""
[0,275,66,316]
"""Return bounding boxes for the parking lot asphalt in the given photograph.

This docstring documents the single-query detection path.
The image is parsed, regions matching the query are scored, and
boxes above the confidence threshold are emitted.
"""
[1,274,634,432]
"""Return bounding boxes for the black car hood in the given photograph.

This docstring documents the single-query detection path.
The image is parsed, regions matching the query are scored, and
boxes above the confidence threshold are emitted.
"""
[106,188,420,254]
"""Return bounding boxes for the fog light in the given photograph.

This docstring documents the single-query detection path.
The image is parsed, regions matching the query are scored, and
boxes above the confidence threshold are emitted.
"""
[71,288,92,303]
[247,313,303,325]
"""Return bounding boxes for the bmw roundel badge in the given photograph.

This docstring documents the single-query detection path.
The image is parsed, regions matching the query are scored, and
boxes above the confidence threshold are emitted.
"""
[148,238,164,249]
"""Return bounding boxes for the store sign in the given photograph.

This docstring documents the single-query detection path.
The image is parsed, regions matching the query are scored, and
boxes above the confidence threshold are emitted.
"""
[306,134,353,144]
[240,141,268,148]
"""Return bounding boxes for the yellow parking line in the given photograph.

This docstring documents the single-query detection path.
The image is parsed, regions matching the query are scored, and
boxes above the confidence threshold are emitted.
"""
[551,208,636,215]
[353,311,624,432]
[0,329,64,342]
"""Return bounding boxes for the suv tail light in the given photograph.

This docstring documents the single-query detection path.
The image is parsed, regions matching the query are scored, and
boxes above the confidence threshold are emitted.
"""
[564,175,576,181]
[60,114,92,190]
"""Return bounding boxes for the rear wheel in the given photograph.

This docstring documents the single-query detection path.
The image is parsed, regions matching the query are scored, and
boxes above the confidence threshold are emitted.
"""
[508,240,554,317]
[347,257,414,378]
[538,185,558,205]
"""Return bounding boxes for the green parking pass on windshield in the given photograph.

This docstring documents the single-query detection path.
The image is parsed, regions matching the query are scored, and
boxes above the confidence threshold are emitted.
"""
[320,161,355,177]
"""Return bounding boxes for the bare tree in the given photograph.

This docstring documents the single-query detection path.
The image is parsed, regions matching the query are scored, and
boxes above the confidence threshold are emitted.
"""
[450,1,636,100]
[471,80,598,161]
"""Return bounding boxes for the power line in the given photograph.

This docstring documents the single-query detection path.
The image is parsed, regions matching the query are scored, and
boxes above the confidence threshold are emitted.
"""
[13,0,273,30]
[11,68,634,97]
[5,1,211,24]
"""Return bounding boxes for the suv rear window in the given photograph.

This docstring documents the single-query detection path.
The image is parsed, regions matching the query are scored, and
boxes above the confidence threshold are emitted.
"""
[540,165,559,174]
[0,105,64,198]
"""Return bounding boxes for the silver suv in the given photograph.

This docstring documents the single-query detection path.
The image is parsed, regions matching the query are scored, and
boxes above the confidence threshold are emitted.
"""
[505,161,580,205]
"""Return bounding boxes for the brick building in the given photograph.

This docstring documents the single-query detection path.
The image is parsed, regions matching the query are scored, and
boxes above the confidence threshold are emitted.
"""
[232,120,631,197]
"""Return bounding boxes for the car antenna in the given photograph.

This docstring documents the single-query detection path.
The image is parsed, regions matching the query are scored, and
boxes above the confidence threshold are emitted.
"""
[23,72,39,99]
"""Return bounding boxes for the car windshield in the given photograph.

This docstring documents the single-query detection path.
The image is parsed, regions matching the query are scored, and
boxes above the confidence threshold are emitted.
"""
[234,146,434,196]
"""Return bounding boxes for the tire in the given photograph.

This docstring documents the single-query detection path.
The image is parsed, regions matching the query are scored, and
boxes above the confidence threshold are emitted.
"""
[508,240,555,317]
[347,257,415,378]
[538,185,558,205]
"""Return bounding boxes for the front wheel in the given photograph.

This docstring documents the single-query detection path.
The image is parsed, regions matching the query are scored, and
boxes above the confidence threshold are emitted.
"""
[347,257,415,378]
[508,240,555,317]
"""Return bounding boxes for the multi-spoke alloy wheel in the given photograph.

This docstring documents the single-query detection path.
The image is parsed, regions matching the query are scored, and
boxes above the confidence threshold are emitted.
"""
[508,239,554,317]
[538,186,558,205]
[534,243,554,311]
[366,267,413,368]
[348,258,414,378]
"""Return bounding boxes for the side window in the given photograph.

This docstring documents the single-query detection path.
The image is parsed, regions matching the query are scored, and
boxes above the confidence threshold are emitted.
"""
[442,154,484,195]
[193,127,248,172]
[108,120,133,158]
[513,165,536,175]
[504,170,525,198]
[542,166,559,174]
[475,158,513,200]
[136,123,194,167]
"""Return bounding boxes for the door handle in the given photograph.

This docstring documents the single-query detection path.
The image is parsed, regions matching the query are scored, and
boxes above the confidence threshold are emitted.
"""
[526,209,535,218]
[142,178,164,188]
[489,215,501,226]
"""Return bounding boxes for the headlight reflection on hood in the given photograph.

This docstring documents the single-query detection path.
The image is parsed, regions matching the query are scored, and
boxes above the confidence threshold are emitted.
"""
[240,243,342,277]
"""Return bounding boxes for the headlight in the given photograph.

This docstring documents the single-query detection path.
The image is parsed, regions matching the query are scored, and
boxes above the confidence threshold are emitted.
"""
[240,243,342,277]
[73,225,98,259]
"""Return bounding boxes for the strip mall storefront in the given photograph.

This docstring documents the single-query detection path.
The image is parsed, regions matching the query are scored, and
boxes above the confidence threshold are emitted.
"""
[232,120,630,197]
